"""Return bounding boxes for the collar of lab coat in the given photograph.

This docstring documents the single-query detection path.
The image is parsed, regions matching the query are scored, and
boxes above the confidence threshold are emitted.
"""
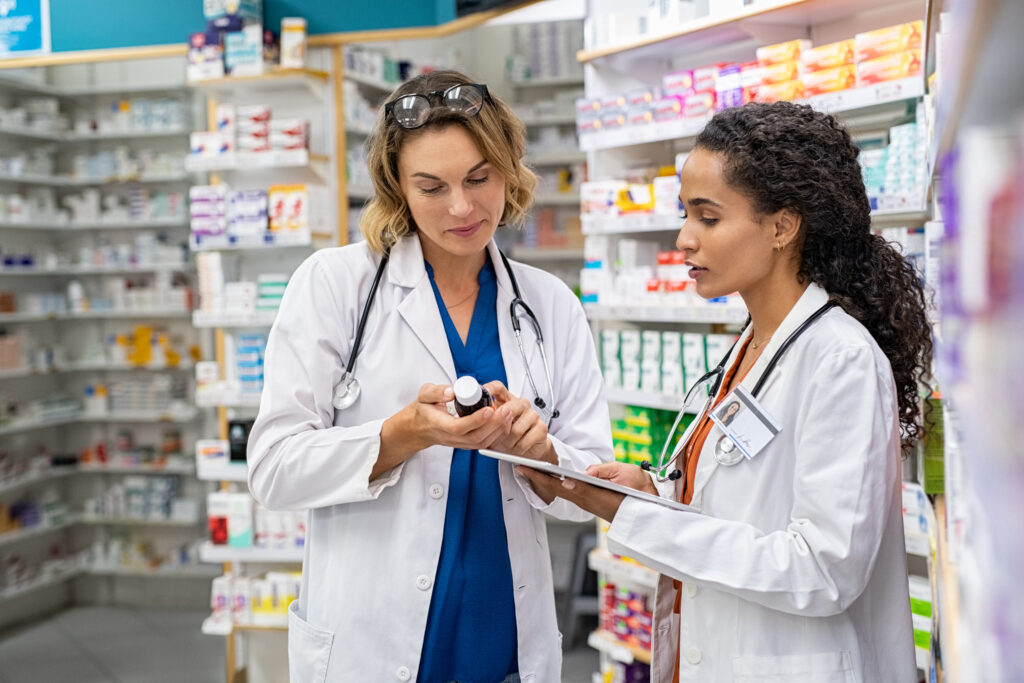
[385,233,536,396]
[689,282,831,505]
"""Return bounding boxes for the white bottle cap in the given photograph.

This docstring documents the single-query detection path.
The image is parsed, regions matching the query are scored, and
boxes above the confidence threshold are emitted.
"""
[453,376,483,406]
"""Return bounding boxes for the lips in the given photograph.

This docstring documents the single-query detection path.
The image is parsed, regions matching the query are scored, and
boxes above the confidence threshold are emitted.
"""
[685,261,707,279]
[448,221,482,238]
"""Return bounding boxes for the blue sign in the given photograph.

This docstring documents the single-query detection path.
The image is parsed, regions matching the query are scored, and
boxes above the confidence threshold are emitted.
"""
[0,0,50,57]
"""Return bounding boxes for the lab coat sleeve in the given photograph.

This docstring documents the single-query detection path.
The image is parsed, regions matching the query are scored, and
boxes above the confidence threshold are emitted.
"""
[515,294,614,521]
[606,345,898,617]
[247,254,402,511]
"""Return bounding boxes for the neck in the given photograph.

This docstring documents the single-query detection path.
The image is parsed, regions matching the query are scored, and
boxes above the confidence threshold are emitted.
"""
[420,238,488,292]
[740,270,809,345]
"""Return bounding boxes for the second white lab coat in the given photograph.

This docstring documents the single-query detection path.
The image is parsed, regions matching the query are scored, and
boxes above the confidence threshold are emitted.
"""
[247,234,612,683]
[607,283,917,683]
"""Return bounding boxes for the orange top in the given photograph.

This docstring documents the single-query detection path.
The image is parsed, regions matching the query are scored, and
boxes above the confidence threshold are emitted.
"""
[671,336,754,683]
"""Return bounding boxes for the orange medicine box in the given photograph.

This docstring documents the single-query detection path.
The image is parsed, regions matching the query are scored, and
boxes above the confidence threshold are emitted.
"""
[855,49,923,87]
[759,60,800,85]
[756,39,811,66]
[799,39,855,72]
[801,65,857,96]
[755,79,804,103]
[854,20,923,62]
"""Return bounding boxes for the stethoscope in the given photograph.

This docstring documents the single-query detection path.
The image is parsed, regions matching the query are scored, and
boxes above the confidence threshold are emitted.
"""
[331,249,560,424]
[641,301,837,483]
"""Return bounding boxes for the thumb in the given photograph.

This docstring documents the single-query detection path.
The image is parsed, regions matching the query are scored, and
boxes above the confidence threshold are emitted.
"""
[483,380,511,403]
[585,462,622,479]
[418,383,454,404]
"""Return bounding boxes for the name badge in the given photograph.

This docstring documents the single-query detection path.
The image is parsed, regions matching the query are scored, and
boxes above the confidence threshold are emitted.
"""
[708,386,781,461]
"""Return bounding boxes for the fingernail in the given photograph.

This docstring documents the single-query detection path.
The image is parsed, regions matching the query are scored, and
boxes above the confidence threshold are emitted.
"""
[501,406,511,418]
[562,479,576,490]
[443,388,453,400]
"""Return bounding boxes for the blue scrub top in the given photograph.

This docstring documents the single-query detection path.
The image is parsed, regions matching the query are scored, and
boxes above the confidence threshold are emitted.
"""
[417,258,519,683]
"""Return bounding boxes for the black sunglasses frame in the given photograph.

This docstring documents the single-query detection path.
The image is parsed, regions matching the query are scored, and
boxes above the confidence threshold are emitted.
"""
[383,83,492,129]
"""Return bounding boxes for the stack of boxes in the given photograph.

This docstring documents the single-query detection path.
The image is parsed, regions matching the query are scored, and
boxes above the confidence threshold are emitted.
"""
[611,406,693,468]
[188,0,304,81]
[854,21,924,88]
[189,104,310,162]
[236,333,266,396]
[206,490,306,551]
[599,577,654,654]
[602,328,738,397]
[209,570,302,630]
[859,115,929,212]
[576,20,925,141]
[190,182,315,245]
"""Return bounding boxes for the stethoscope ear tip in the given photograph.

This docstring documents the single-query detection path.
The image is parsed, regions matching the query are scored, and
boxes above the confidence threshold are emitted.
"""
[668,470,682,481]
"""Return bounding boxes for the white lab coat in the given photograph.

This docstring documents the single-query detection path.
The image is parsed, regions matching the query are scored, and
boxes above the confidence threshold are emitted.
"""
[607,283,917,683]
[248,234,612,683]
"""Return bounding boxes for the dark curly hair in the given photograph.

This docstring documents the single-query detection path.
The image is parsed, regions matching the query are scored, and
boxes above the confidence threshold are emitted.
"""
[694,101,932,449]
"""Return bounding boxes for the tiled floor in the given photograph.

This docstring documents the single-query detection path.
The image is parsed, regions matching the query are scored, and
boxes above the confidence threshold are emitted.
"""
[0,606,600,683]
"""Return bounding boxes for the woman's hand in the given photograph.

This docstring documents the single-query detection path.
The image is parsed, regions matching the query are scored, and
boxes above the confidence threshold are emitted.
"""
[375,383,512,479]
[585,462,659,496]
[515,466,626,521]
[483,381,557,464]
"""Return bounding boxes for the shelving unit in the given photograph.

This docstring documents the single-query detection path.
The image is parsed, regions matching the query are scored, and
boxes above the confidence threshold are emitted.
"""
[0,64,207,632]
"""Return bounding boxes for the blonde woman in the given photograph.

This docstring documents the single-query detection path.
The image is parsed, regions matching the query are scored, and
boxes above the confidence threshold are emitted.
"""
[248,70,612,683]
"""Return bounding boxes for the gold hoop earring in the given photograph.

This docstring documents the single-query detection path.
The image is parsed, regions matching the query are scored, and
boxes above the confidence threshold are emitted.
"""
[775,241,784,252]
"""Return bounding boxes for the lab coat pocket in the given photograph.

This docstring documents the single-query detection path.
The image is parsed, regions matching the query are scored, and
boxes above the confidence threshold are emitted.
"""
[288,600,335,683]
[731,651,855,683]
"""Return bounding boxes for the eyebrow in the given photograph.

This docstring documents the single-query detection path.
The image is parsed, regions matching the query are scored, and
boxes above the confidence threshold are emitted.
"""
[684,197,723,208]
[411,159,490,181]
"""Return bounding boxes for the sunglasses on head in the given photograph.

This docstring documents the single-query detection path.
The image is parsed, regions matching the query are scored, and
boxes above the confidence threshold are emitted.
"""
[384,83,492,130]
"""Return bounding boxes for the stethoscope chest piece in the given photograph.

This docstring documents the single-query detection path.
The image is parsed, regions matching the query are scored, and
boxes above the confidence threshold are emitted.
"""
[713,433,745,466]
[332,372,361,410]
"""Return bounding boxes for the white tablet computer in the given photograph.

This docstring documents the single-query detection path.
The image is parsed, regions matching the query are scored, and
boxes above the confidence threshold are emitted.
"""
[478,449,698,513]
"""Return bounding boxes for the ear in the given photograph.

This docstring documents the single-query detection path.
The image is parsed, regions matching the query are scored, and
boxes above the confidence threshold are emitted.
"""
[772,208,802,249]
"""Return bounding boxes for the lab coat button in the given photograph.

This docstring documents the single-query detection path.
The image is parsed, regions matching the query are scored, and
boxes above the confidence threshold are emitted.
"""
[396,666,411,681]
[416,574,433,591]
[429,483,444,499]
[684,645,702,665]
[685,583,698,598]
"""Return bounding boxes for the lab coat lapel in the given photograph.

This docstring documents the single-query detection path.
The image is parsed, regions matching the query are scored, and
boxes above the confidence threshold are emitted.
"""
[489,241,539,401]
[391,235,457,383]
[689,283,831,506]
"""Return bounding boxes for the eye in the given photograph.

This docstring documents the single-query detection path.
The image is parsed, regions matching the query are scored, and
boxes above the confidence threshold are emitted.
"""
[699,217,719,226]
[418,186,443,196]
[467,174,489,186]
[678,211,688,220]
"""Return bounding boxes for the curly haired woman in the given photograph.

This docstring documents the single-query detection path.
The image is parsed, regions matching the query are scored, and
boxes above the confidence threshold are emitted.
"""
[521,101,932,683]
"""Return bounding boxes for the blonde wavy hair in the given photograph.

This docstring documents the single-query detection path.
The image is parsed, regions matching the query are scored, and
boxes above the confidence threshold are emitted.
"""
[359,70,537,253]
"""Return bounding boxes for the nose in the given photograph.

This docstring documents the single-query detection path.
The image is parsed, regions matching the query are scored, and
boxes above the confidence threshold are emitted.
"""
[448,187,472,219]
[675,218,698,252]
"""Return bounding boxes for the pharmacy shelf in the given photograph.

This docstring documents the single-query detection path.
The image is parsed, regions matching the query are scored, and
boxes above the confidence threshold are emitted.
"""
[587,629,651,665]
[0,217,188,232]
[0,469,75,499]
[184,149,329,175]
[580,78,924,152]
[510,76,584,88]
[520,112,578,127]
[0,567,81,601]
[76,409,198,424]
[347,184,374,201]
[190,68,330,100]
[196,462,248,483]
[199,542,304,564]
[84,565,219,579]
[0,263,189,277]
[63,309,192,320]
[0,415,79,437]
[0,521,72,550]
[77,515,200,528]
[344,119,375,136]
[58,360,194,373]
[345,70,398,93]
[871,208,931,227]
[189,231,312,251]
[528,149,587,165]
[201,618,289,637]
[578,0,905,66]
[604,387,689,413]
[76,463,195,476]
[0,171,74,187]
[0,123,64,142]
[582,213,682,235]
[64,127,190,142]
[585,303,748,324]
[192,310,277,328]
[588,551,660,590]
[509,246,584,262]
[195,392,262,409]
[534,192,579,206]
[60,172,191,187]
